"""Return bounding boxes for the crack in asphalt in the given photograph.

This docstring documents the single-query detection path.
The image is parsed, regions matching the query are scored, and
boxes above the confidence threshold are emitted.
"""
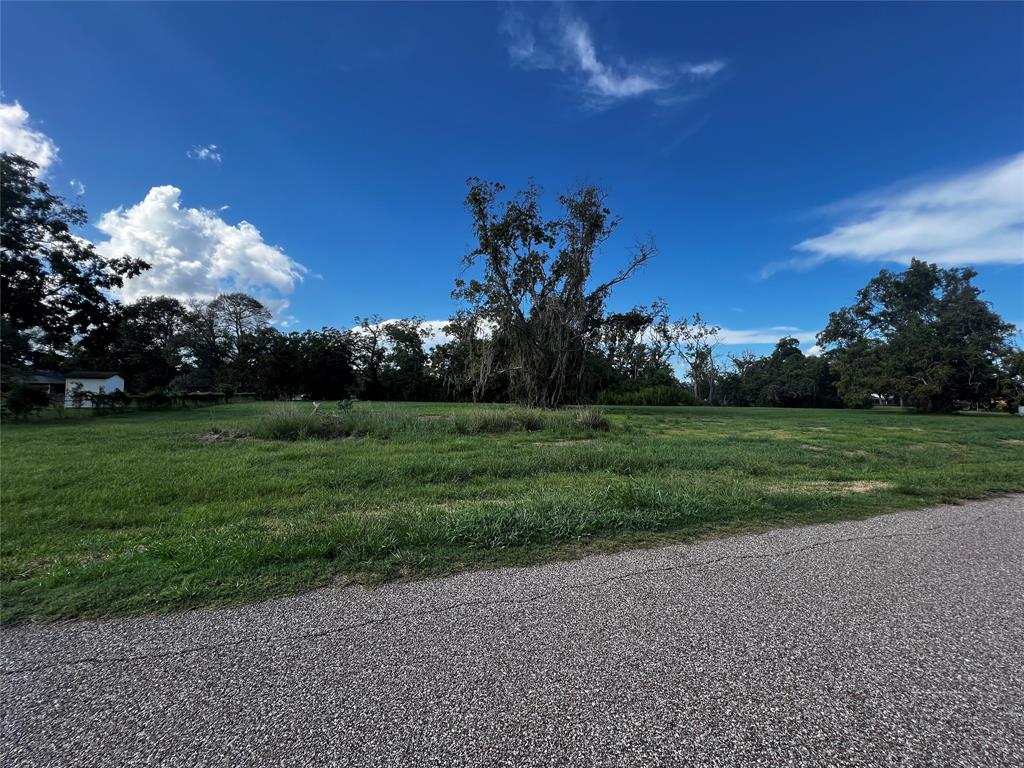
[0,515,986,676]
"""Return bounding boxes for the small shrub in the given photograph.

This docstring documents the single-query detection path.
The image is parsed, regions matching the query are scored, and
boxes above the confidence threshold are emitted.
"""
[597,385,694,406]
[455,409,519,434]
[252,404,333,440]
[91,390,130,415]
[135,389,173,409]
[575,407,610,432]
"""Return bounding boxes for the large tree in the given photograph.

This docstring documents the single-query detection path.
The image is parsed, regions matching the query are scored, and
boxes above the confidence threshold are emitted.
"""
[456,179,655,407]
[72,296,187,392]
[818,259,1015,412]
[719,337,839,408]
[669,313,722,404]
[380,318,431,401]
[207,292,273,361]
[1,153,148,365]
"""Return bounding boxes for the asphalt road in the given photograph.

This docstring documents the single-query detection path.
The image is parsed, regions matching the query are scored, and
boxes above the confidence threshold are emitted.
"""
[3,496,1023,767]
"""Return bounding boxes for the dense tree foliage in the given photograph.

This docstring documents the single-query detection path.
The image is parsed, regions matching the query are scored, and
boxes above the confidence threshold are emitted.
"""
[71,296,187,393]
[818,260,1016,412]
[719,338,840,408]
[1,153,148,366]
[455,179,655,407]
[2,153,1018,415]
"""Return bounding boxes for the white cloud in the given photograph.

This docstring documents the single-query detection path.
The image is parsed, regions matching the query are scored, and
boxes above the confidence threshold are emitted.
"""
[501,7,724,108]
[717,326,818,346]
[94,186,307,310]
[685,61,726,79]
[351,318,456,349]
[766,153,1024,276]
[69,179,86,195]
[0,100,59,174]
[187,144,222,163]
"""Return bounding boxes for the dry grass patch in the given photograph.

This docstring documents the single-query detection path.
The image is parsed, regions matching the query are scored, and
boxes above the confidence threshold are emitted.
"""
[765,480,893,495]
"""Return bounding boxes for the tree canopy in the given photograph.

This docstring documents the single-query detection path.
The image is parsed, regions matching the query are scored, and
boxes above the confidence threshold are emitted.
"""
[455,179,656,407]
[1,153,148,366]
[818,259,1016,412]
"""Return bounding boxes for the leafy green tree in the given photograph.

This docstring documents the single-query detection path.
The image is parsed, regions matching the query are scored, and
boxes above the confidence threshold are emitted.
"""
[818,259,1014,412]
[0,153,148,365]
[351,315,388,399]
[295,327,357,400]
[380,318,431,401]
[457,179,655,407]
[998,348,1024,410]
[175,300,228,390]
[209,293,272,359]
[72,296,187,392]
[668,313,722,403]
[718,338,839,408]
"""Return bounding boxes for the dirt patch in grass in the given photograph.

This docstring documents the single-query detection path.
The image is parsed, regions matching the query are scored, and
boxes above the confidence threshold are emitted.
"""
[766,480,893,495]
[199,429,245,444]
[1000,439,1024,446]
[843,449,868,458]
[801,444,826,453]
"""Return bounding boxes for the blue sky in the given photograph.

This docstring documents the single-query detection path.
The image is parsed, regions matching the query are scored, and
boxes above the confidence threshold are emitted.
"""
[2,2,1022,353]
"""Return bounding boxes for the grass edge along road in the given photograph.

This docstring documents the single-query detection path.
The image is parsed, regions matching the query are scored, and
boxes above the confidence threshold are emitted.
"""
[2,401,1022,623]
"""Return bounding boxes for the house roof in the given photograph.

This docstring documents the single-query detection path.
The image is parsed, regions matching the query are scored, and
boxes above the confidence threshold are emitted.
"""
[29,371,65,385]
[66,371,122,379]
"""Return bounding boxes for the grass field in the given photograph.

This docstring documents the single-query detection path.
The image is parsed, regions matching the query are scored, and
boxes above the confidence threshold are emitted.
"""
[2,401,1022,622]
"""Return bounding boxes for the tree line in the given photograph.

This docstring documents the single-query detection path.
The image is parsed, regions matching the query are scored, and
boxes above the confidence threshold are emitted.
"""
[2,151,1020,414]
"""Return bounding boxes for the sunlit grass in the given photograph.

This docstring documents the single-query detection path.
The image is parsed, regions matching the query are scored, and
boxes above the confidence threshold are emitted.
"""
[1,401,1021,621]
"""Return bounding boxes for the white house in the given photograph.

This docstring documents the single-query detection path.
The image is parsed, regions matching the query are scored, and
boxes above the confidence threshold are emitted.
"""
[64,371,125,408]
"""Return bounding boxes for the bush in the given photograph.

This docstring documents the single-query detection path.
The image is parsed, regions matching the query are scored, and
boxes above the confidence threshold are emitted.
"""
[133,389,173,409]
[250,403,420,440]
[575,406,610,431]
[91,390,130,414]
[1,383,51,420]
[597,385,694,407]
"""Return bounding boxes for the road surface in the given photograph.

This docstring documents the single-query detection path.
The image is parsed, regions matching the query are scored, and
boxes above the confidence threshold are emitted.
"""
[3,496,1023,767]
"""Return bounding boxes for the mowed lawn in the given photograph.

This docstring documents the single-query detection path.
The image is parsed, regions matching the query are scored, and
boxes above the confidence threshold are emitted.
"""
[2,402,1022,622]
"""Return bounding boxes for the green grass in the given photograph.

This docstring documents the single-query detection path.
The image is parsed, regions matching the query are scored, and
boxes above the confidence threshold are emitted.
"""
[2,401,1021,622]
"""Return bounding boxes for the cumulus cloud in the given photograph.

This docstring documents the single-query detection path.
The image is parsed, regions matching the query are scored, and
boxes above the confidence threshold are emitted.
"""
[765,153,1024,277]
[187,144,222,163]
[501,7,724,108]
[0,100,59,174]
[94,186,307,310]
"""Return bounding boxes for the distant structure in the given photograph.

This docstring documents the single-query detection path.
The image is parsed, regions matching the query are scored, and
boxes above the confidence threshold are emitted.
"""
[27,371,66,403]
[64,371,125,408]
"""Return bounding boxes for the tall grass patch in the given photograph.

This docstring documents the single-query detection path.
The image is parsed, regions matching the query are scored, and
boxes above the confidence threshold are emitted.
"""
[248,403,611,440]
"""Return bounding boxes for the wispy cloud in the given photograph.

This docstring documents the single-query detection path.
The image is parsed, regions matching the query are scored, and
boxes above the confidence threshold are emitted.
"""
[0,100,59,175]
[765,153,1024,277]
[69,179,85,196]
[501,7,725,109]
[717,326,818,346]
[187,143,222,163]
